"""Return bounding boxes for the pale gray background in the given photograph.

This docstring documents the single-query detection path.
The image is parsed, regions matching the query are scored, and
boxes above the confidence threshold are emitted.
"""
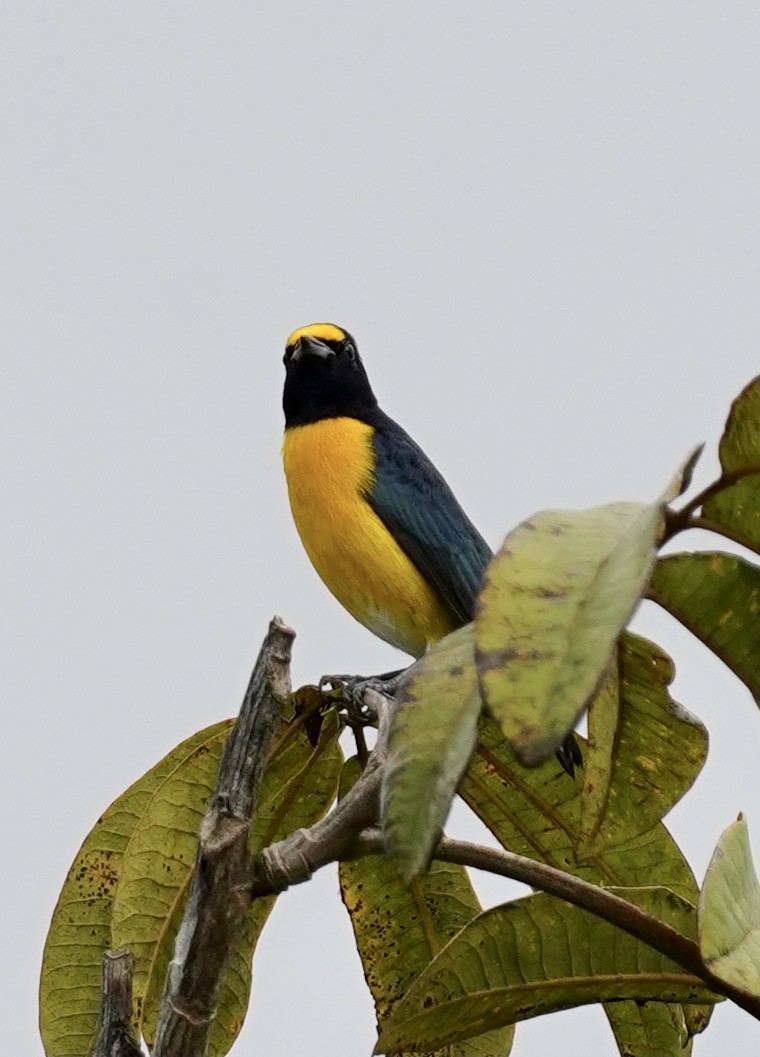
[2,3,759,1054]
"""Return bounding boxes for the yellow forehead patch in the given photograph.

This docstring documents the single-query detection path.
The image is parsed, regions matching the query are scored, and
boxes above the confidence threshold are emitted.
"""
[286,322,346,348]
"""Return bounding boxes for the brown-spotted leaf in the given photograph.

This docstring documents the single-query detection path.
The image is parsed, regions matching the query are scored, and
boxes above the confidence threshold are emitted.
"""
[460,715,713,1053]
[376,888,714,1055]
[340,759,513,1056]
[475,497,663,766]
[112,709,342,1056]
[39,721,230,1057]
[462,714,698,897]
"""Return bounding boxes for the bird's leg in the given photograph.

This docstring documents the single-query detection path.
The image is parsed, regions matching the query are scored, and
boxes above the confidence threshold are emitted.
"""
[320,670,582,779]
[319,667,407,725]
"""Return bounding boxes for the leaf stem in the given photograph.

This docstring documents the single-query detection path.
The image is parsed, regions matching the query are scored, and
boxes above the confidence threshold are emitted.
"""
[686,514,756,551]
[663,469,753,544]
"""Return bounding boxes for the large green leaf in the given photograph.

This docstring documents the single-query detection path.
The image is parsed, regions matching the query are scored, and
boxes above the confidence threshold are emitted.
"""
[376,888,714,1054]
[475,498,663,765]
[461,714,696,898]
[39,721,230,1057]
[340,759,513,1057]
[383,625,481,880]
[382,623,704,1049]
[459,715,711,1054]
[699,815,760,998]
[111,726,227,1042]
[392,628,705,868]
[579,633,708,856]
[649,552,760,706]
[40,713,337,1057]
[111,710,342,1055]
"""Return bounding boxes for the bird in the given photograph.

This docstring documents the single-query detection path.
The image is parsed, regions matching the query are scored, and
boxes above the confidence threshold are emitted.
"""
[281,322,581,776]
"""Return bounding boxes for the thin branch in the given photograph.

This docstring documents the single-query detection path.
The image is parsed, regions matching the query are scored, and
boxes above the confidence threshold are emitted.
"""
[91,950,143,1057]
[352,830,760,1022]
[683,514,755,551]
[663,468,753,542]
[152,617,295,1057]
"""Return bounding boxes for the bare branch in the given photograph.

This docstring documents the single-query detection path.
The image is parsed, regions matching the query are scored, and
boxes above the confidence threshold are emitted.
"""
[152,617,295,1057]
[91,949,142,1057]
[150,629,391,1057]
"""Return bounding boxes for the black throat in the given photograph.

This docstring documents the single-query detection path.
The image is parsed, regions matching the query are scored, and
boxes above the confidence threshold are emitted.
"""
[283,356,380,427]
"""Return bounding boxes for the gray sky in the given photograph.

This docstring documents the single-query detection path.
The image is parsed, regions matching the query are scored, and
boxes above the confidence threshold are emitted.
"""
[2,3,759,1054]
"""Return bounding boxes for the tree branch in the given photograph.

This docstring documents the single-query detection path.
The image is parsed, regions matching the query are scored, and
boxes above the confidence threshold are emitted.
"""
[352,830,760,1022]
[152,616,295,1057]
[91,949,143,1057]
[93,617,760,1053]
[150,628,390,1056]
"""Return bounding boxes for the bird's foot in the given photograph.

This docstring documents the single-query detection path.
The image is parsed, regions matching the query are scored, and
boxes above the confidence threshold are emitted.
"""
[319,668,405,726]
[556,732,583,778]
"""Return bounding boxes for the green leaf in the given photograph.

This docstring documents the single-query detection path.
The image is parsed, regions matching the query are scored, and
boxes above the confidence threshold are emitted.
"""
[714,375,760,473]
[578,633,708,855]
[340,759,513,1057]
[601,1001,692,1057]
[112,710,342,1055]
[383,625,481,880]
[699,378,760,553]
[376,888,714,1054]
[703,476,760,554]
[699,814,760,998]
[461,715,696,898]
[475,497,663,765]
[111,727,227,1041]
[39,721,231,1057]
[649,552,760,706]
[459,714,713,1054]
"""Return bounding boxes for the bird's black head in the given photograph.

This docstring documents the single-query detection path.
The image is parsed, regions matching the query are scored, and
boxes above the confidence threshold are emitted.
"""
[282,323,379,427]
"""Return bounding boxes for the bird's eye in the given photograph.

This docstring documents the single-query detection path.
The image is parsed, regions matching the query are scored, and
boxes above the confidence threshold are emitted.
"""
[344,341,357,362]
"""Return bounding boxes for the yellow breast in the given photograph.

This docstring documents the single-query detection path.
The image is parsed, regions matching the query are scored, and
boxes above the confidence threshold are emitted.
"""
[282,418,457,657]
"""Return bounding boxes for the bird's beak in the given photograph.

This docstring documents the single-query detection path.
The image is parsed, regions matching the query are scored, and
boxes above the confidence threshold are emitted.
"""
[290,335,335,361]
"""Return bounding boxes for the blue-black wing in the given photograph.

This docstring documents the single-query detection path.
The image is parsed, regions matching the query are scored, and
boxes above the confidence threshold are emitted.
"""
[365,410,492,624]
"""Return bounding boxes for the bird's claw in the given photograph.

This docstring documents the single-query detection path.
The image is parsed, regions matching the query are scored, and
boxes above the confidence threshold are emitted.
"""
[319,671,403,726]
[318,673,355,695]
